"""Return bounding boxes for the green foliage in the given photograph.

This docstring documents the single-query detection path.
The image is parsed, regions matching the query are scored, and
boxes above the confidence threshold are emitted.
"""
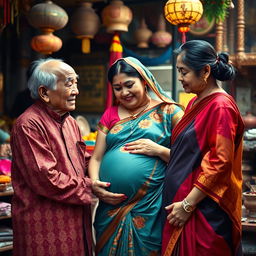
[201,0,231,22]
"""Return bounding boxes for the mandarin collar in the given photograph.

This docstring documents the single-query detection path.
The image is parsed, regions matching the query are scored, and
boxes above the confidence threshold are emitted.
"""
[35,100,70,123]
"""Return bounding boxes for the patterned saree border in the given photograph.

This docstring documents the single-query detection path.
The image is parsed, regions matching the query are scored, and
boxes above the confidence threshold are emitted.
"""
[163,227,183,256]
[171,92,229,144]
[97,123,109,134]
[95,160,159,255]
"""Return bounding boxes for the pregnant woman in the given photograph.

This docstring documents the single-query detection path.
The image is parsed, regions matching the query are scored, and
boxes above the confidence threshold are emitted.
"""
[88,57,183,256]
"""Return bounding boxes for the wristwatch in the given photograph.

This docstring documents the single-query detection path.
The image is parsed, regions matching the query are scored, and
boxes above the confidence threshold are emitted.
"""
[182,198,195,213]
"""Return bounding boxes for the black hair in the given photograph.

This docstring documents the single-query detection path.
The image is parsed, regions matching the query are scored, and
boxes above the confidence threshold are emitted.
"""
[108,59,143,83]
[174,40,236,81]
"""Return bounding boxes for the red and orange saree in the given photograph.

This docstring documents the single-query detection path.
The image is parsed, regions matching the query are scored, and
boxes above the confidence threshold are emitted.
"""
[162,92,244,256]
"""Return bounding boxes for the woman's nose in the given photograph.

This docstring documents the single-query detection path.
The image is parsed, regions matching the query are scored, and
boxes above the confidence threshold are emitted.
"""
[177,73,183,81]
[121,88,129,95]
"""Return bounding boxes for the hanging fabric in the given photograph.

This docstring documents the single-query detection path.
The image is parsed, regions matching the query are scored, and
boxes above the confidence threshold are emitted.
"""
[123,45,173,66]
[105,32,123,109]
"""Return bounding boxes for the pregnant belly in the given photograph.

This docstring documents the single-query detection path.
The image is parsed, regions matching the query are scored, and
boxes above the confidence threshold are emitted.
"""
[99,149,159,196]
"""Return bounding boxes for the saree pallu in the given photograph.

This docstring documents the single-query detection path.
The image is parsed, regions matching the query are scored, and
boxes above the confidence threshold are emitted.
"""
[95,103,182,256]
[162,93,244,256]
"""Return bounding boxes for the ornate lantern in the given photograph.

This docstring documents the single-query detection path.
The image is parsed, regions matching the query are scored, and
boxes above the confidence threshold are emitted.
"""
[27,0,68,54]
[71,2,100,54]
[164,0,203,43]
[151,14,172,48]
[101,0,133,33]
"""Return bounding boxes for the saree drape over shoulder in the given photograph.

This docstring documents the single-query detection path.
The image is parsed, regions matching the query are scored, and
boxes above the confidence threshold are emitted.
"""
[162,92,244,256]
[94,57,183,256]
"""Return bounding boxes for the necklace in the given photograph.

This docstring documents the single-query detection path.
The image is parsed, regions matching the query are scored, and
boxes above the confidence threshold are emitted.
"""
[128,100,151,120]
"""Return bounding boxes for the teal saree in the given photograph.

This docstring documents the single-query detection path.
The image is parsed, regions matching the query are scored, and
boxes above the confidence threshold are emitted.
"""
[95,103,182,256]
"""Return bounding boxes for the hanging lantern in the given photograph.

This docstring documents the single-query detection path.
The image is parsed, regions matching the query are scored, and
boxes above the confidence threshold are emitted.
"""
[31,29,62,55]
[151,14,172,48]
[101,0,133,33]
[27,0,68,54]
[134,18,152,48]
[164,0,203,43]
[71,2,100,54]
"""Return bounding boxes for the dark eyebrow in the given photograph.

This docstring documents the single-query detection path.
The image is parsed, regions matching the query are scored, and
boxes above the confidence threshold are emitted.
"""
[112,80,135,87]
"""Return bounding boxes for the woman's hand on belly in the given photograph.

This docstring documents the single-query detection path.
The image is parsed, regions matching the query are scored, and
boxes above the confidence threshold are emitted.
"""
[92,180,128,205]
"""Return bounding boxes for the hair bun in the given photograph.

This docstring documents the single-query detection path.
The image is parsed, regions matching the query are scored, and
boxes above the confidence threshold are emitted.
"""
[218,52,229,64]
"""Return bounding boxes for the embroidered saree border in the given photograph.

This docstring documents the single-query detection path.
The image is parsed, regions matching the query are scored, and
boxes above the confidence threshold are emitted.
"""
[171,93,231,144]
[163,227,183,256]
[95,160,159,254]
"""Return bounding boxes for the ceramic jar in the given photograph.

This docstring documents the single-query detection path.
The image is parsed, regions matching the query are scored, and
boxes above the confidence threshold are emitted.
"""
[243,192,256,217]
[243,112,256,129]
[134,18,152,48]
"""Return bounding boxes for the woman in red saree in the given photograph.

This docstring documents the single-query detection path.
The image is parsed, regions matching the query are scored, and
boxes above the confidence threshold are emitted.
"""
[162,40,244,256]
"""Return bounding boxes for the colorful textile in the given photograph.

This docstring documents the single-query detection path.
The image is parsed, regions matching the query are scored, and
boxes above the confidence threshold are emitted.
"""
[0,129,9,144]
[95,56,183,256]
[106,33,123,109]
[10,101,93,256]
[162,92,244,256]
[95,103,182,256]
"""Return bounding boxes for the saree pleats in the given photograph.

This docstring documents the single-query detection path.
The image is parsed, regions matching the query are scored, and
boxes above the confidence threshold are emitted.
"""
[162,93,244,256]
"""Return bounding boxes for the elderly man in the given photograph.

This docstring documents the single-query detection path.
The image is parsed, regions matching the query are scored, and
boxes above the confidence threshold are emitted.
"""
[10,58,93,256]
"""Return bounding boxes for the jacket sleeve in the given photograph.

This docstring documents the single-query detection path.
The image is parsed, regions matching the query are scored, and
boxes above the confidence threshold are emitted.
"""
[11,123,92,205]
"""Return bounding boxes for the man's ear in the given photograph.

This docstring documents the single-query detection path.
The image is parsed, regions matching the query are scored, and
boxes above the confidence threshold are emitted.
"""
[38,86,49,102]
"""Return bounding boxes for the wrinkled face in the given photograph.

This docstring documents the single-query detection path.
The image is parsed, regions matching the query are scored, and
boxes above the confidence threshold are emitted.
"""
[176,54,205,95]
[112,73,147,110]
[46,62,79,116]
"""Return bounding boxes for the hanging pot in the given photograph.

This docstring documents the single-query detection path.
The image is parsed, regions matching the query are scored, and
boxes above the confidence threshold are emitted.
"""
[243,112,256,129]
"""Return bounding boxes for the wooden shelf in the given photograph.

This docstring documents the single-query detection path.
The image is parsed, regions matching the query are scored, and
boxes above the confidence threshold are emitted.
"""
[0,189,13,197]
[242,221,256,232]
[0,244,13,252]
[0,215,11,220]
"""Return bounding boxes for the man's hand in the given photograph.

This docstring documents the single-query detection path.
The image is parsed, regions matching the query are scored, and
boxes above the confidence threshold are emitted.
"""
[92,180,127,205]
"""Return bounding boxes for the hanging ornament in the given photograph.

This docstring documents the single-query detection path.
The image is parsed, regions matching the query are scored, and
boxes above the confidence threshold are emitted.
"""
[27,0,68,55]
[71,2,100,54]
[30,29,62,55]
[164,0,203,43]
[151,14,172,48]
[101,0,132,33]
[134,17,152,48]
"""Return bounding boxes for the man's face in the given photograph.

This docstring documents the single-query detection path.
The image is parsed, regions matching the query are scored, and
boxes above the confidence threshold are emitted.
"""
[46,62,79,116]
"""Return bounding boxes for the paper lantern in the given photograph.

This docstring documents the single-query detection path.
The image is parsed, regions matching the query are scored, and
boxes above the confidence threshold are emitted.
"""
[164,0,203,43]
[31,29,62,55]
[27,0,68,54]
[101,0,133,33]
[71,2,100,54]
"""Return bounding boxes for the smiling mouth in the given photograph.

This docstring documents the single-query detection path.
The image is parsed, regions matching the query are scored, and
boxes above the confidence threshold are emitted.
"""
[123,96,133,102]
